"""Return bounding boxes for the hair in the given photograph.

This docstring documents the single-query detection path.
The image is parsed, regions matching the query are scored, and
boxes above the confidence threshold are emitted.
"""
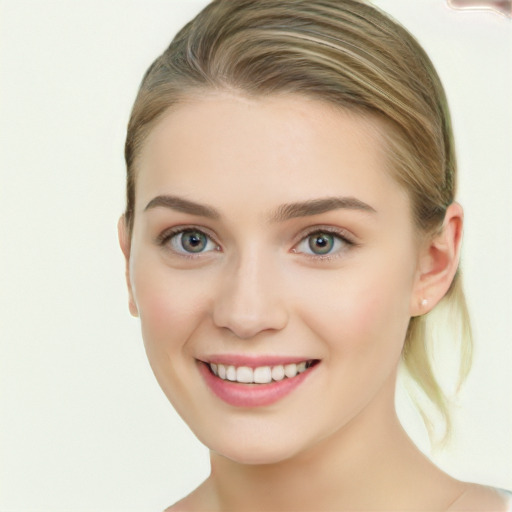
[124,0,472,442]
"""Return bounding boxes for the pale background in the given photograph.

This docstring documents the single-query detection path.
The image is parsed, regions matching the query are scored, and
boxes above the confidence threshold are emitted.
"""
[0,1,510,511]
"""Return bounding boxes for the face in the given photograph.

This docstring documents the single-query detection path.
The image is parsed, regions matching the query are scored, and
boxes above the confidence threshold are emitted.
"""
[123,92,423,465]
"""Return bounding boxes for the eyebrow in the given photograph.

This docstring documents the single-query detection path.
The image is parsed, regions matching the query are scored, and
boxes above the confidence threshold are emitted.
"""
[144,194,376,221]
[144,195,220,219]
[269,196,376,222]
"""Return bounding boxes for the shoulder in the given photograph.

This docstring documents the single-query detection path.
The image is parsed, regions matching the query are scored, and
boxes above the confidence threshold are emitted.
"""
[447,483,512,511]
[163,499,189,512]
[162,481,214,512]
[163,495,196,512]
[163,494,196,512]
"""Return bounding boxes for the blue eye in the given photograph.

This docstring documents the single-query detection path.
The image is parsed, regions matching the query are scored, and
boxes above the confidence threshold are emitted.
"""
[168,229,218,254]
[295,230,349,256]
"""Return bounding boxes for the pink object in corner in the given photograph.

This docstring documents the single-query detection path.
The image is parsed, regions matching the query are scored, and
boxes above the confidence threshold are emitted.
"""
[447,0,512,17]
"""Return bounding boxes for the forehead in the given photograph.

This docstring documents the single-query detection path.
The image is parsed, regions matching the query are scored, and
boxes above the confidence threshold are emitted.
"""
[135,92,410,218]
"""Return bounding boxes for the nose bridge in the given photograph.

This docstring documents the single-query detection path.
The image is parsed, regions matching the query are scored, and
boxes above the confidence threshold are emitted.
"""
[213,245,288,339]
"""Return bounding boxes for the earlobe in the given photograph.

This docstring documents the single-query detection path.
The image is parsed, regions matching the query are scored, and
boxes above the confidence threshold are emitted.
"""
[411,202,463,316]
[117,216,139,317]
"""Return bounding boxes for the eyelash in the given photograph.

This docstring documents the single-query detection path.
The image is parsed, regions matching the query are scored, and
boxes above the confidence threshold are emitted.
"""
[156,226,221,259]
[156,225,356,260]
[293,227,356,261]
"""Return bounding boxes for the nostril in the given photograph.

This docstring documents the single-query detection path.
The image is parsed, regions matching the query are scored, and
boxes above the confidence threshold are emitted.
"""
[213,307,289,340]
[212,272,289,338]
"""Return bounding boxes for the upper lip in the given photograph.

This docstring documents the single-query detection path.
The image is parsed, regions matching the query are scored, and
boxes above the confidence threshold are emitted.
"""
[198,354,319,368]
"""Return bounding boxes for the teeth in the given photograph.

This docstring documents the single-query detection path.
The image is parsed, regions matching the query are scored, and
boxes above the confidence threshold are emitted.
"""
[254,366,272,384]
[284,363,298,378]
[236,366,253,383]
[271,365,285,381]
[208,360,314,384]
[226,365,237,381]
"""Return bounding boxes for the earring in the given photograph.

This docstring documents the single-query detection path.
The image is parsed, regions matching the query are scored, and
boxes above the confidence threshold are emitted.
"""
[421,298,428,307]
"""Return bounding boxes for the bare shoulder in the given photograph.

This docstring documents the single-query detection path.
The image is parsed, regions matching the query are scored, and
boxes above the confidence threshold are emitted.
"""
[163,480,214,512]
[447,483,512,511]
[163,494,196,512]
[163,500,184,512]
[163,493,202,512]
[163,499,185,512]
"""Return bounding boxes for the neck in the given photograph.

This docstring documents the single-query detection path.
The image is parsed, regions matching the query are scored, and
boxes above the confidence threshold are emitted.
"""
[201,377,440,511]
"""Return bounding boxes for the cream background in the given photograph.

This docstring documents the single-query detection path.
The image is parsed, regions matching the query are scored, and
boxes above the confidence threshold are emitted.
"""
[0,1,510,510]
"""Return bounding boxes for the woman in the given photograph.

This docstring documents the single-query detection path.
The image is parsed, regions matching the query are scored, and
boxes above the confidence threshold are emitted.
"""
[118,0,511,509]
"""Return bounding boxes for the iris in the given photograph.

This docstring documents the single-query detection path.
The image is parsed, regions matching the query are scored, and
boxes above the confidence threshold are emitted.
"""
[180,230,208,253]
[308,233,334,255]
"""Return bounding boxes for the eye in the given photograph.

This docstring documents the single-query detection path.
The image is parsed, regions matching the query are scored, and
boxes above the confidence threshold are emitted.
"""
[294,230,352,257]
[166,228,219,255]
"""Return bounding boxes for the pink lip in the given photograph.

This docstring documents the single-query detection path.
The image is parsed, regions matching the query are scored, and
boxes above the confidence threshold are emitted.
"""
[201,353,313,368]
[197,359,318,408]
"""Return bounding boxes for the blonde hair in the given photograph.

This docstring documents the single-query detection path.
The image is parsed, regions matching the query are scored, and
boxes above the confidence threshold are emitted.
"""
[124,0,472,441]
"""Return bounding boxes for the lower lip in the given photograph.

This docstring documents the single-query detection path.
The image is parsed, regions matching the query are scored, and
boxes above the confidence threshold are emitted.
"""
[198,361,317,408]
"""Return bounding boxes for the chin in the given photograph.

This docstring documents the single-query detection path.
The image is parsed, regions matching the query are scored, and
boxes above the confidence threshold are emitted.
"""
[214,444,299,466]
[199,429,309,466]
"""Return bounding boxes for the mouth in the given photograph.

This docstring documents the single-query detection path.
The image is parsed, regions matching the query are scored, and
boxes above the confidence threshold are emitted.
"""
[197,357,320,407]
[207,359,318,384]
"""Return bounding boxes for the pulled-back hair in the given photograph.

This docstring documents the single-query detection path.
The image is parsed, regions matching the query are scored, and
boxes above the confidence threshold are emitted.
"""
[124,0,472,441]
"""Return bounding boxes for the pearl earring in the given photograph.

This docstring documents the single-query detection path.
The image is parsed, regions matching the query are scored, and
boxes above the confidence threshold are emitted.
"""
[421,298,428,307]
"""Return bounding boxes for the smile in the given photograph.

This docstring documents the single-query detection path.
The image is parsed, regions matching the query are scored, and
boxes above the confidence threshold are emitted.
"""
[209,360,315,384]
[198,358,320,407]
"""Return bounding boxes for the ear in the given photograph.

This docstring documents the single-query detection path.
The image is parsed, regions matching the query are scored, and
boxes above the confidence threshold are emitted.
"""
[411,202,463,316]
[117,215,139,317]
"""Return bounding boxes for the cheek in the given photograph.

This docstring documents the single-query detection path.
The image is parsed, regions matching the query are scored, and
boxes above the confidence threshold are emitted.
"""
[130,258,215,416]
[297,258,414,358]
[131,258,212,354]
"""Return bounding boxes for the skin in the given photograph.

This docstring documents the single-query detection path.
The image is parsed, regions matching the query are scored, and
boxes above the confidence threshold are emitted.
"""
[118,92,508,511]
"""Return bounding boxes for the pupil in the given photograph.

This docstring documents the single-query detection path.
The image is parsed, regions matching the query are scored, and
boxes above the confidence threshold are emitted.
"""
[309,233,334,254]
[182,231,207,253]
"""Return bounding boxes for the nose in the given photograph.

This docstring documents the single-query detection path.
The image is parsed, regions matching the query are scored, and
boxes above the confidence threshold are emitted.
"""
[212,252,289,339]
